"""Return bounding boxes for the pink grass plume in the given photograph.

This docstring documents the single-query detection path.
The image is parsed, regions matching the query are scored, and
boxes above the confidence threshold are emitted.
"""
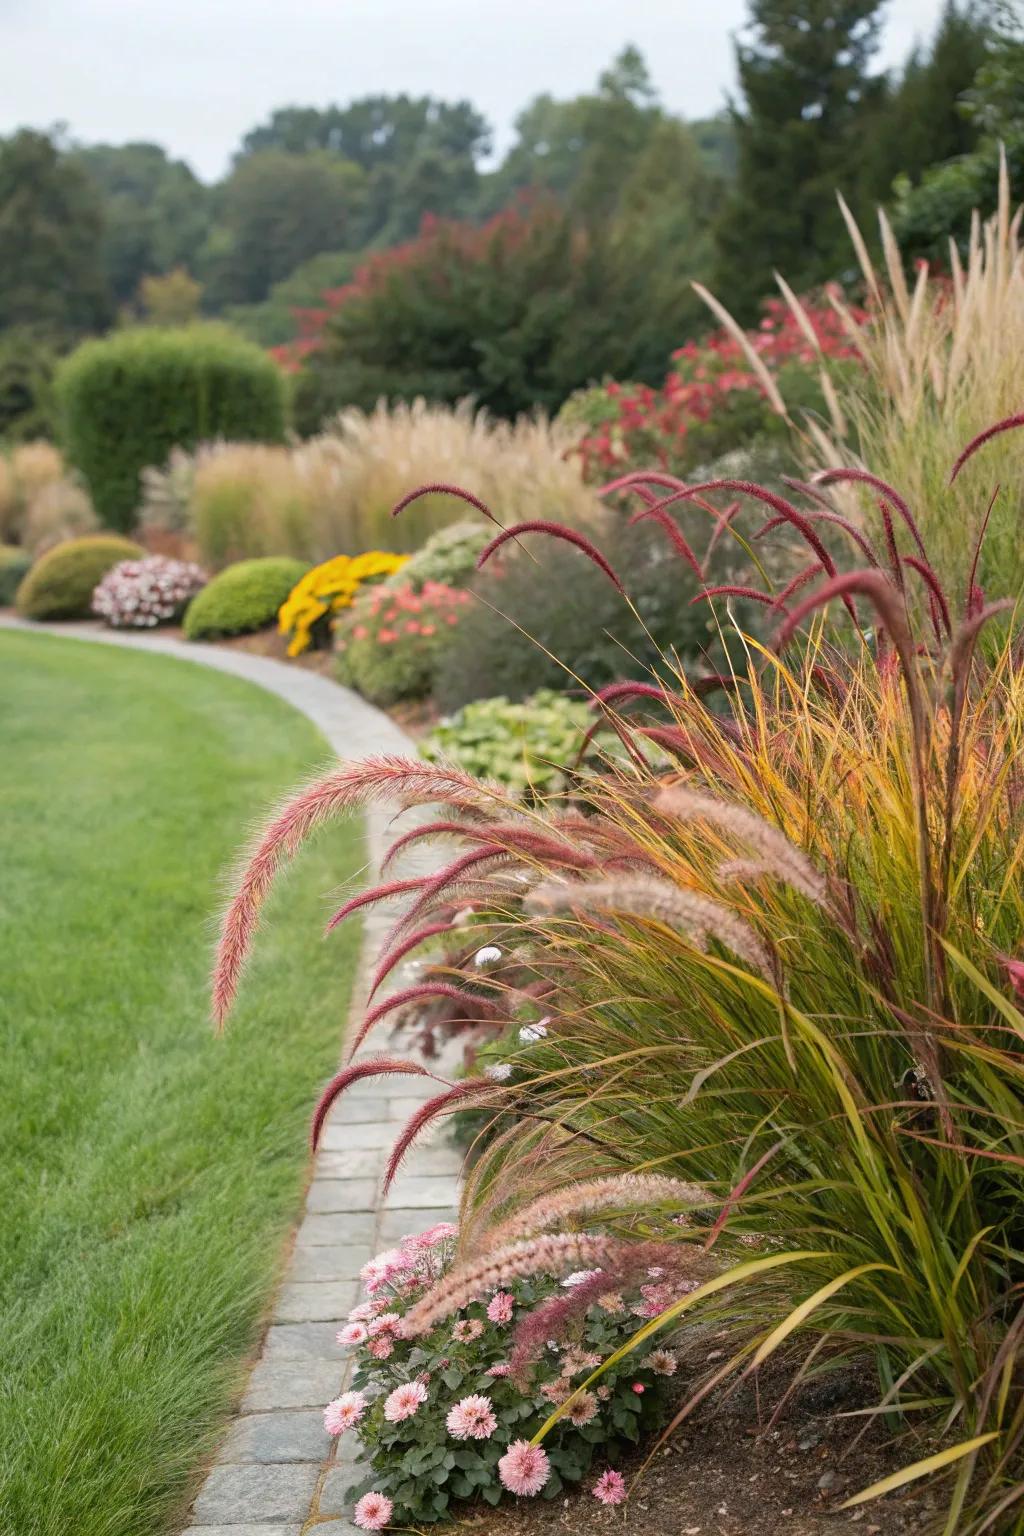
[475,520,624,591]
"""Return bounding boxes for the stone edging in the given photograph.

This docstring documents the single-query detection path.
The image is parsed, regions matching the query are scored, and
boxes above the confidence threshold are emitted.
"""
[1,619,462,1535]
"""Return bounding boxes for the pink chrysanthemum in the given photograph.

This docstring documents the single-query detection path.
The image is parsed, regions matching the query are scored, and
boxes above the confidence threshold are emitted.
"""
[368,1336,394,1360]
[593,1469,627,1506]
[559,1345,602,1377]
[353,1490,394,1530]
[452,1318,484,1343]
[348,1301,375,1322]
[498,1439,551,1497]
[446,1393,498,1440]
[383,1380,428,1422]
[486,1291,515,1325]
[323,1390,366,1434]
[486,1362,512,1377]
[406,1221,459,1249]
[646,1347,678,1377]
[368,1311,402,1338]
[336,1322,368,1345]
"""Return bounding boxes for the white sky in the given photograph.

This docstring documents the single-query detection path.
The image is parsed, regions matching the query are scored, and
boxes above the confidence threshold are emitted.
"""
[0,0,948,182]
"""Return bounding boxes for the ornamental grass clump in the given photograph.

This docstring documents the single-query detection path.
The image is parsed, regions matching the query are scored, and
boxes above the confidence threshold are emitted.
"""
[322,1218,683,1525]
[213,423,1024,1533]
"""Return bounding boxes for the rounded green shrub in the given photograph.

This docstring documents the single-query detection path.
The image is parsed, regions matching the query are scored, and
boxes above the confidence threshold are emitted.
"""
[0,544,32,605]
[15,534,144,620]
[182,556,309,641]
[55,325,288,532]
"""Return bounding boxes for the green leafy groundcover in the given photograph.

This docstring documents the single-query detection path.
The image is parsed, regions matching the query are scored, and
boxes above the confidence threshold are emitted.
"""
[0,633,362,1536]
[420,690,592,798]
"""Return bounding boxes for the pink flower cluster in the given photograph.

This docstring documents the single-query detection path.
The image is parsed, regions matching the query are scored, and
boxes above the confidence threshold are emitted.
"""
[92,556,206,628]
[349,580,471,647]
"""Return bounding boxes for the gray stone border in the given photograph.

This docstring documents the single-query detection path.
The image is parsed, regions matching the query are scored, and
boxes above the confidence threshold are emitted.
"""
[1,620,462,1533]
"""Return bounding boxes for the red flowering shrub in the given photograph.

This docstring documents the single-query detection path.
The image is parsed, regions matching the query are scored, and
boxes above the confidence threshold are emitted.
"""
[564,293,867,483]
[336,580,471,705]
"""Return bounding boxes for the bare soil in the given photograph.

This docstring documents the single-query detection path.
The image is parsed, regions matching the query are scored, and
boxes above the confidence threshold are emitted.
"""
[454,1374,937,1536]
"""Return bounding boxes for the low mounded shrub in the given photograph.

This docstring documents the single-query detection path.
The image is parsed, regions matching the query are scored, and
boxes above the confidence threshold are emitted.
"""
[92,556,207,629]
[15,534,145,620]
[182,556,308,641]
[420,691,592,799]
[55,326,287,532]
[325,1220,677,1527]
[277,551,409,657]
[0,544,31,605]
[335,581,471,706]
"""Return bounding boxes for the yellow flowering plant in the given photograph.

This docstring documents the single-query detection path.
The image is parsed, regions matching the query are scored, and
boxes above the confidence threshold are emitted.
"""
[278,550,408,656]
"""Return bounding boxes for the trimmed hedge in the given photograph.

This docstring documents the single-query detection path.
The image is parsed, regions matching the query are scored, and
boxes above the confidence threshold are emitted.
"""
[0,544,31,605]
[15,534,144,620]
[182,556,309,641]
[55,325,287,532]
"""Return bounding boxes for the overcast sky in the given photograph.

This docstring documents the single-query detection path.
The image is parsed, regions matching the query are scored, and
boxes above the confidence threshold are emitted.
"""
[1,0,948,182]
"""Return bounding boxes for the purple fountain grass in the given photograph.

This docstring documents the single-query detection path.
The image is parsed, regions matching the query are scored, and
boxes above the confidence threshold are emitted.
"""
[366,920,461,1001]
[525,875,773,978]
[475,520,624,592]
[310,1055,440,1150]
[399,1233,626,1337]
[346,982,506,1062]
[324,875,431,935]
[480,1174,708,1255]
[391,481,504,527]
[212,756,511,1027]
[382,1077,497,1190]
[948,411,1024,483]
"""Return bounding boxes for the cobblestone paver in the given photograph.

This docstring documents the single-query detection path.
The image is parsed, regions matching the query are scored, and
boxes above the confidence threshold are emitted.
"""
[1,621,462,1533]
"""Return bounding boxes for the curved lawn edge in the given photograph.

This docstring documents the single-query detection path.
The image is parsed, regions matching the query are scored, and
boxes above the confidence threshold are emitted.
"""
[0,617,463,1536]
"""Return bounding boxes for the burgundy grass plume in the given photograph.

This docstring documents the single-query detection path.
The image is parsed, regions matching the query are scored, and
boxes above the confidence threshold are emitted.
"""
[324,875,430,935]
[346,982,505,1061]
[391,481,503,526]
[383,1077,496,1193]
[810,467,927,558]
[311,1055,438,1150]
[367,920,459,1000]
[627,504,703,580]
[475,521,624,591]
[211,755,506,1029]
[949,412,1024,483]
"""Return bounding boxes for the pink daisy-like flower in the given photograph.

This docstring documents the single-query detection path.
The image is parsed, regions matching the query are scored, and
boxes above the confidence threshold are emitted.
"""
[368,1311,402,1338]
[498,1440,551,1497]
[646,1348,678,1377]
[323,1390,366,1434]
[336,1321,368,1346]
[383,1380,428,1422]
[353,1490,394,1530]
[368,1336,394,1360]
[559,1345,602,1377]
[486,1362,512,1378]
[567,1390,599,1427]
[593,1469,627,1506]
[406,1221,459,1250]
[486,1291,514,1325]
[446,1393,498,1440]
[452,1318,484,1343]
[540,1378,572,1404]
[348,1301,375,1322]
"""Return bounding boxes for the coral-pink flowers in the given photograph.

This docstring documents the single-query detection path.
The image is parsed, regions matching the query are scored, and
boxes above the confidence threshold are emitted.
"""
[498,1439,551,1497]
[353,1490,394,1529]
[383,1380,428,1422]
[446,1393,498,1440]
[323,1390,366,1434]
[592,1468,627,1506]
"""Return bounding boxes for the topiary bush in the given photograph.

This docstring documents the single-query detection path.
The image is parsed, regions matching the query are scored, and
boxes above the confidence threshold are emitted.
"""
[0,544,31,605]
[55,325,287,532]
[182,556,308,641]
[15,534,144,620]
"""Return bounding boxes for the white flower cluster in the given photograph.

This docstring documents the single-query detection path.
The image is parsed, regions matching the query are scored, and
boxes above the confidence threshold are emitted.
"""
[92,557,207,629]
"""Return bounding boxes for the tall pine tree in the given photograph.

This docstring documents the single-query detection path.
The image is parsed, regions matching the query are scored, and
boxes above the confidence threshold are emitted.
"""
[714,0,887,319]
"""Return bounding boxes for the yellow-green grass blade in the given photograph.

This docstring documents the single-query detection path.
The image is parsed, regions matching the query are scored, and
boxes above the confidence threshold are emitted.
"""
[751,1263,898,1369]
[838,1433,999,1509]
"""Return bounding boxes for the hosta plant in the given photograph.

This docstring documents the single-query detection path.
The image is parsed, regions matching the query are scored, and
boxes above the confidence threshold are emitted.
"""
[420,691,592,800]
[277,550,408,657]
[324,1219,681,1526]
[213,421,1024,1535]
[91,556,207,628]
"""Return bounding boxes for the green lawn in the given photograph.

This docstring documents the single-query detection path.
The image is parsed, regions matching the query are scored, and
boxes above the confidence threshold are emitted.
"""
[0,632,363,1536]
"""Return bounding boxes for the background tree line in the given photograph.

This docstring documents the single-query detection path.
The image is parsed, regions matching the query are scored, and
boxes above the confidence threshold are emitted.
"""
[0,0,1018,439]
